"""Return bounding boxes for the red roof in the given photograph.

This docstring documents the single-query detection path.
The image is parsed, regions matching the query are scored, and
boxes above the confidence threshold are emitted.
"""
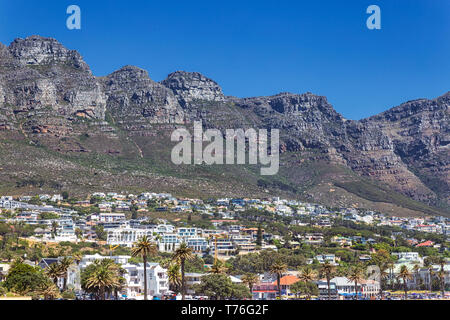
[272,275,300,286]
[416,240,434,247]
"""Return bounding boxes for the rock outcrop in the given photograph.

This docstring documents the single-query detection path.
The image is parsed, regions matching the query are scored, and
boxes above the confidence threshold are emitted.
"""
[8,35,90,72]
[102,66,184,127]
[161,71,225,108]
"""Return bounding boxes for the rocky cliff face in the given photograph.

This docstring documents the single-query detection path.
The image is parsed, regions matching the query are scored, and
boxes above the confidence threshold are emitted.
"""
[0,35,106,140]
[102,66,184,128]
[0,35,448,214]
[364,93,450,205]
[161,71,224,108]
[9,35,90,72]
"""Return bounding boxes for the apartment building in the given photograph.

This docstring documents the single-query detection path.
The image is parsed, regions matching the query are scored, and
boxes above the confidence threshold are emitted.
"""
[122,262,169,299]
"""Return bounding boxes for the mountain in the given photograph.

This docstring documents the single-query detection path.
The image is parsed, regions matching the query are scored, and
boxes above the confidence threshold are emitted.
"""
[0,36,448,217]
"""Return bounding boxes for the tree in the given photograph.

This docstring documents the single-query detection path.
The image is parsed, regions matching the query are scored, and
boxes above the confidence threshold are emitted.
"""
[0,223,12,250]
[437,256,446,297]
[131,235,158,300]
[112,265,126,300]
[269,261,287,299]
[5,261,48,295]
[167,263,182,293]
[241,273,259,295]
[371,248,393,297]
[398,265,412,300]
[94,225,107,241]
[290,281,318,299]
[347,264,365,300]
[39,212,60,220]
[45,262,63,286]
[256,225,263,247]
[0,283,7,296]
[37,279,61,300]
[319,261,336,300]
[299,265,316,283]
[297,266,318,300]
[412,264,420,291]
[62,191,69,200]
[51,221,58,239]
[72,252,83,265]
[376,262,390,298]
[231,283,252,300]
[194,274,233,300]
[61,289,76,300]
[81,259,121,300]
[27,245,43,265]
[424,258,434,294]
[131,205,138,220]
[59,257,74,291]
[208,259,228,274]
[185,255,207,273]
[172,242,194,300]
[75,228,83,241]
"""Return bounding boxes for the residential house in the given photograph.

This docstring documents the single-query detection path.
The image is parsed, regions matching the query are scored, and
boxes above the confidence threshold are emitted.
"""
[122,262,169,299]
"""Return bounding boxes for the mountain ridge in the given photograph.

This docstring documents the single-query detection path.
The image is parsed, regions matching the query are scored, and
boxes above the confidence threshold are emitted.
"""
[0,35,448,217]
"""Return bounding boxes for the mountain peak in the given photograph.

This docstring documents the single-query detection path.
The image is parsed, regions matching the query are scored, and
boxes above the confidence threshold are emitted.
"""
[8,35,90,72]
[104,65,154,90]
[108,65,151,79]
[161,70,224,108]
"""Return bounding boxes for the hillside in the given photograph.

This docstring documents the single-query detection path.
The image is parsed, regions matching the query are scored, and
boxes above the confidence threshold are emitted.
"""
[0,35,448,217]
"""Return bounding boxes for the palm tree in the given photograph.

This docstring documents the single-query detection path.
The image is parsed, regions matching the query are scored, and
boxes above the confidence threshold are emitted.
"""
[59,256,73,291]
[319,261,336,300]
[412,264,420,290]
[159,258,172,269]
[424,259,434,294]
[172,242,193,300]
[46,262,63,287]
[371,249,392,297]
[398,265,412,300]
[299,265,316,283]
[241,273,259,296]
[298,266,316,299]
[347,265,365,300]
[75,228,83,241]
[167,263,182,293]
[298,266,316,300]
[98,259,121,299]
[85,261,120,300]
[38,279,61,300]
[72,252,83,266]
[112,266,126,300]
[270,261,287,299]
[437,256,446,297]
[51,221,58,239]
[208,260,228,274]
[378,262,389,299]
[131,235,158,300]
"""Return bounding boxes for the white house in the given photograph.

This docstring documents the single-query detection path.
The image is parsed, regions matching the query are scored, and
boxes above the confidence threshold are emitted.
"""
[315,254,338,265]
[122,263,169,299]
[331,276,380,298]
[392,252,423,264]
[107,227,155,247]
[91,212,126,223]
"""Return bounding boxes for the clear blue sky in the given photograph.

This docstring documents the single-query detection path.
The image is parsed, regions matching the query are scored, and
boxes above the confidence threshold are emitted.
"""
[0,0,448,119]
